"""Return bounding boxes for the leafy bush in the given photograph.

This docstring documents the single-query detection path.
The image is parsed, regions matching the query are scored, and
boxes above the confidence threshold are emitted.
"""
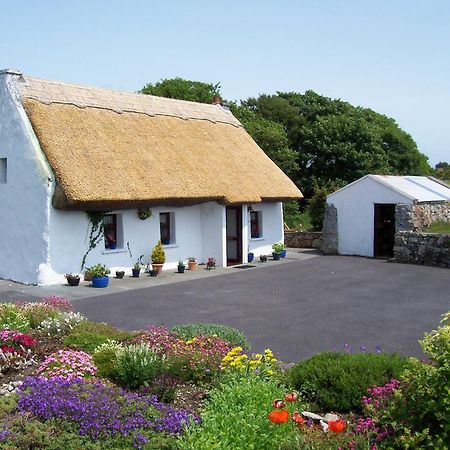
[423,220,450,234]
[86,263,110,277]
[0,304,30,332]
[64,331,114,354]
[171,323,250,349]
[115,344,164,389]
[37,350,97,380]
[368,312,450,448]
[70,320,134,341]
[179,373,295,449]
[287,351,411,412]
[151,240,166,264]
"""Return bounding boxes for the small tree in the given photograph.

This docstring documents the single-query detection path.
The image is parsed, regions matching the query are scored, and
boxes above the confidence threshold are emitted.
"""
[151,241,166,264]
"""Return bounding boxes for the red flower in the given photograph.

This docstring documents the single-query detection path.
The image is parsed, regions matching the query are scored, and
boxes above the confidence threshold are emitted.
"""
[328,419,346,433]
[272,399,286,409]
[284,392,299,402]
[292,411,305,424]
[268,409,289,424]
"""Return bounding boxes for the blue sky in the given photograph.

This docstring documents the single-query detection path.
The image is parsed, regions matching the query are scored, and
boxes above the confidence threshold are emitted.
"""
[1,0,449,165]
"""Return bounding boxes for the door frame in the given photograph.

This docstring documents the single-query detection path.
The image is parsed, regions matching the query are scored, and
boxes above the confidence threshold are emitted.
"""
[226,206,242,266]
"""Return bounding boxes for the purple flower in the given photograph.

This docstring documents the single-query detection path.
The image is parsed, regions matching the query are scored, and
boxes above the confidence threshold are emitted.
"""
[375,345,382,354]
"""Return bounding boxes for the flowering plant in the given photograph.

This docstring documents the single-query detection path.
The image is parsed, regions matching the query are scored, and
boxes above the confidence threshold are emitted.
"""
[0,330,36,354]
[37,311,86,336]
[37,350,97,381]
[221,347,279,378]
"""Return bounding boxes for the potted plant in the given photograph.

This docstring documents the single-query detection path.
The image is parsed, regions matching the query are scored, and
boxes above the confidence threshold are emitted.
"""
[187,257,197,271]
[151,241,166,274]
[132,255,144,278]
[149,269,158,277]
[115,270,125,279]
[106,233,117,250]
[88,264,110,288]
[260,254,268,263]
[272,242,285,260]
[83,270,93,282]
[177,260,185,273]
[65,273,80,286]
[206,257,216,270]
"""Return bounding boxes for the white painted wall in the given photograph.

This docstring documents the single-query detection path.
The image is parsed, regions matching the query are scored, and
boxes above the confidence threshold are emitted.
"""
[327,177,412,257]
[201,202,226,267]
[247,202,284,258]
[0,72,53,284]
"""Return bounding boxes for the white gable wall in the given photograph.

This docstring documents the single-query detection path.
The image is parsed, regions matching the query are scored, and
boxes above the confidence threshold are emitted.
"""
[327,177,412,257]
[0,72,52,284]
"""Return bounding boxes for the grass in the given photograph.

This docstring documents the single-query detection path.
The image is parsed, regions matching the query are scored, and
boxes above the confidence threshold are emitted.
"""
[423,220,450,234]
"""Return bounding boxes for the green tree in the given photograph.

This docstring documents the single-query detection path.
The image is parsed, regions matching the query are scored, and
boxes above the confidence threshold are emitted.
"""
[434,162,450,183]
[140,77,221,104]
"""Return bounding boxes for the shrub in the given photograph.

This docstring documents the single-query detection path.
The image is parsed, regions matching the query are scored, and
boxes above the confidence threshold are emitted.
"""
[37,350,97,380]
[64,331,113,354]
[93,342,123,382]
[179,373,295,449]
[287,351,411,412]
[17,302,60,329]
[115,344,164,389]
[36,311,86,336]
[16,377,198,441]
[0,304,30,332]
[151,240,166,264]
[367,312,450,448]
[171,323,250,349]
[70,320,133,342]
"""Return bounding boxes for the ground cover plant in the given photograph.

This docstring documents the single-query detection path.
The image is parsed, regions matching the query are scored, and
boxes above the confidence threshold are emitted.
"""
[0,296,449,449]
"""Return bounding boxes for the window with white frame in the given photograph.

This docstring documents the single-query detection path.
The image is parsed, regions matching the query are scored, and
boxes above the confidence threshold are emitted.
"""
[250,210,263,238]
[0,158,6,184]
[160,212,176,245]
[103,214,123,250]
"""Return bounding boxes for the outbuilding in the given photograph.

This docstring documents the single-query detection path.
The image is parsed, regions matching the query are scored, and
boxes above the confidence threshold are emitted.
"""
[0,70,302,285]
[322,175,450,258]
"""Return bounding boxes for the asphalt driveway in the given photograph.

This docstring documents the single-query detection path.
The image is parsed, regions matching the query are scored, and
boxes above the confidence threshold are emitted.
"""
[71,256,450,363]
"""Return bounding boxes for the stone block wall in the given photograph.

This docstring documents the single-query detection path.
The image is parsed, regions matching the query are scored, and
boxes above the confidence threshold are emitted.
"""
[284,231,322,248]
[396,202,450,232]
[394,231,450,268]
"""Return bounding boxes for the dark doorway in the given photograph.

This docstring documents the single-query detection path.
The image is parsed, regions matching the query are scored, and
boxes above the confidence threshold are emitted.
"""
[374,204,396,258]
[226,206,242,266]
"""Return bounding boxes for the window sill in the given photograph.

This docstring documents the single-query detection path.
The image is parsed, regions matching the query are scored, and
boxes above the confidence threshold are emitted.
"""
[250,237,264,242]
[102,249,128,255]
[162,244,179,249]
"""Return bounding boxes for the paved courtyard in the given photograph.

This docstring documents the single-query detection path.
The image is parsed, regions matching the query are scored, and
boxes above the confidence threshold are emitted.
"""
[1,253,449,362]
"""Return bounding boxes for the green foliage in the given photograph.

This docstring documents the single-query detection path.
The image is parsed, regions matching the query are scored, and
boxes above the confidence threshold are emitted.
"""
[376,312,450,448]
[81,212,106,270]
[434,161,450,183]
[423,220,450,234]
[179,373,295,449]
[307,187,328,231]
[272,242,286,253]
[93,348,120,381]
[115,344,165,389]
[87,264,110,278]
[70,320,134,342]
[0,304,30,332]
[0,394,18,417]
[287,352,411,413]
[141,77,221,104]
[151,241,166,264]
[171,323,250,349]
[63,331,112,354]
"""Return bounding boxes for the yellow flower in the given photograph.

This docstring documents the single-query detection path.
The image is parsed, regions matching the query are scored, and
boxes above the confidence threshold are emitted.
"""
[254,354,263,360]
[267,370,274,376]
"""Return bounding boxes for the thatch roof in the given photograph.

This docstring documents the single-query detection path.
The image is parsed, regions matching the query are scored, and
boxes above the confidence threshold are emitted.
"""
[19,76,302,210]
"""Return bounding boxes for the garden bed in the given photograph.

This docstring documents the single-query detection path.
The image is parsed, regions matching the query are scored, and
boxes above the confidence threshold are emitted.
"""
[1,296,448,449]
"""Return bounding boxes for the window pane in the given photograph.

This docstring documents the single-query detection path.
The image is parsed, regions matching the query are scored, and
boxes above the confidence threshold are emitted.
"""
[103,214,117,249]
[160,212,171,245]
[251,211,262,238]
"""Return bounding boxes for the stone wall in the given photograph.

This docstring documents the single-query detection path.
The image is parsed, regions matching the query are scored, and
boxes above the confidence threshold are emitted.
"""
[394,231,450,268]
[284,231,322,248]
[321,203,338,254]
[396,202,450,232]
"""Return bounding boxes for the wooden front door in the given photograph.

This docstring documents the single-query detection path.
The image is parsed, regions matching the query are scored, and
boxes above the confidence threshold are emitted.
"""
[226,206,242,266]
[374,204,396,258]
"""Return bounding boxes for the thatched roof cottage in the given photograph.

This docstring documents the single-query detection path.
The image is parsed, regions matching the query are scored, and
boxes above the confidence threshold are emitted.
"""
[0,70,302,284]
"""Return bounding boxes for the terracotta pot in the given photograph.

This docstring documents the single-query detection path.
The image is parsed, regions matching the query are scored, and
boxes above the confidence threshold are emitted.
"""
[188,261,197,271]
[152,263,164,274]
[84,271,93,282]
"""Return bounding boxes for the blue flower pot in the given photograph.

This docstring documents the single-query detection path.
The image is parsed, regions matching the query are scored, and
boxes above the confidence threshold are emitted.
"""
[272,252,281,260]
[92,276,109,288]
[280,249,287,258]
[248,252,254,262]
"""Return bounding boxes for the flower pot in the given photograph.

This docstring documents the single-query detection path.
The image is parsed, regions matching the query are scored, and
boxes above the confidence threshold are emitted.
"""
[92,276,109,288]
[66,276,80,286]
[272,252,281,261]
[132,268,141,278]
[280,249,287,258]
[115,271,125,279]
[188,261,197,271]
[177,266,185,273]
[149,269,158,277]
[152,263,164,274]
[248,252,254,262]
[84,271,93,282]
[109,243,117,250]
